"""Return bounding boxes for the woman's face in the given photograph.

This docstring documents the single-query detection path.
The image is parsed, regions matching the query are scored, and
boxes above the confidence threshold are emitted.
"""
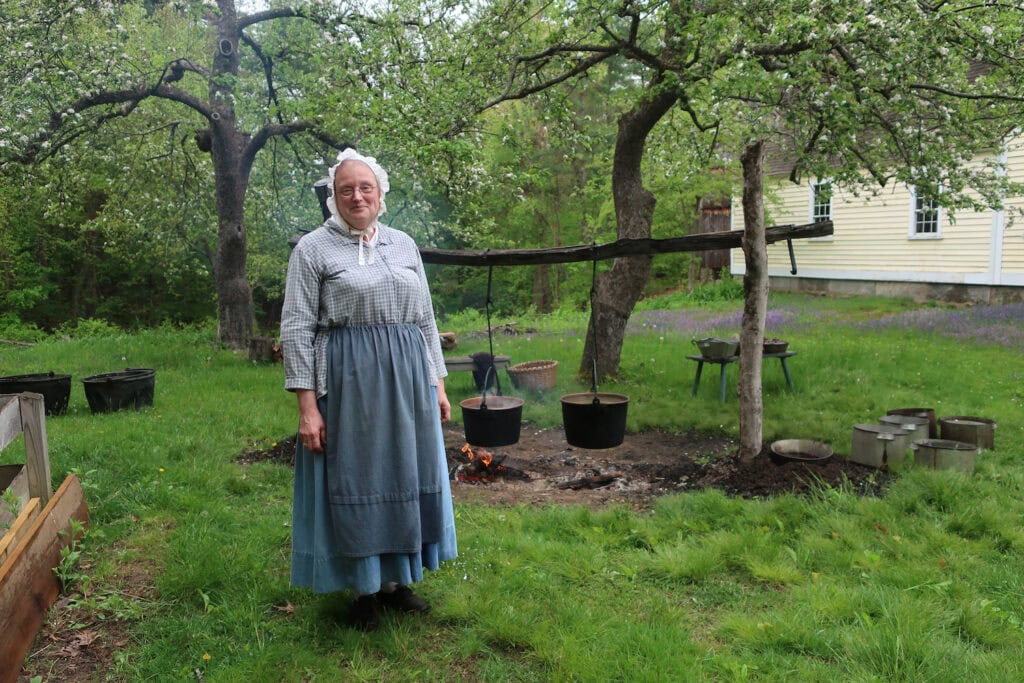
[333,160,381,230]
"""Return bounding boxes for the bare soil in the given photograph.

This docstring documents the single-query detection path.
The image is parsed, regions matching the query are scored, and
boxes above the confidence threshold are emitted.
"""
[18,553,156,682]
[238,422,891,510]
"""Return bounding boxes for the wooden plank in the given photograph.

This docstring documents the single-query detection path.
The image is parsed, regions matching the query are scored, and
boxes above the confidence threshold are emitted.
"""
[444,355,510,373]
[0,475,89,683]
[0,395,21,453]
[18,394,51,506]
[0,498,40,565]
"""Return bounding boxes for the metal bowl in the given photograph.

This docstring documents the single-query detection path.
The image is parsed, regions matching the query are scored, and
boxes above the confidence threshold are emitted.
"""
[693,337,739,359]
[770,439,833,464]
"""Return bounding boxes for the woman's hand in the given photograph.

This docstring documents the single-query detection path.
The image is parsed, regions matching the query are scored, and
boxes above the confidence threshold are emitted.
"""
[296,389,326,453]
[436,379,451,423]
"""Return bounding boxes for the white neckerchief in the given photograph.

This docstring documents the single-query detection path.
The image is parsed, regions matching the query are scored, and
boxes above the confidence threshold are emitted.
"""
[353,223,379,266]
[326,198,380,266]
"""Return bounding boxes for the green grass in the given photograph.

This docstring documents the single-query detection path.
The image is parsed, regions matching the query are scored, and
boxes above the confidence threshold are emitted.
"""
[2,293,1023,681]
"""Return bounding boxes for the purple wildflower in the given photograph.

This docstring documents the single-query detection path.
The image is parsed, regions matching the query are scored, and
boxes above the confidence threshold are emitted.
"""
[857,304,1024,350]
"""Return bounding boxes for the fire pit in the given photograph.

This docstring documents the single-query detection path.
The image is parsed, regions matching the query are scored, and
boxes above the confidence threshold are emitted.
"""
[451,443,532,483]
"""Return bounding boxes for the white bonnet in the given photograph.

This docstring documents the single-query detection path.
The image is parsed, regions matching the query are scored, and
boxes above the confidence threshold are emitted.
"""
[325,148,389,223]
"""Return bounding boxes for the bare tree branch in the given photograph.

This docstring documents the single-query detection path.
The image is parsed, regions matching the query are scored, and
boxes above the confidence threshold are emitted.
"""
[241,122,351,177]
[9,81,214,164]
[678,96,719,133]
[151,84,215,118]
[480,49,618,111]
[599,12,664,70]
[238,7,308,31]
[242,122,312,175]
[907,82,1024,102]
[306,129,353,151]
[14,99,142,163]
[239,33,281,114]
[162,57,210,81]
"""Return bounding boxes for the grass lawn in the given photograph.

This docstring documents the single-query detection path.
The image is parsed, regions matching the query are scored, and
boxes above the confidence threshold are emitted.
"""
[2,293,1023,681]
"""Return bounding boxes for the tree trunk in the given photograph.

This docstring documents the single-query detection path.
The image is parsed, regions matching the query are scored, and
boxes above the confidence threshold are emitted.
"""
[531,206,555,313]
[581,89,677,379]
[738,140,768,462]
[211,122,254,350]
[532,263,553,313]
[209,3,254,350]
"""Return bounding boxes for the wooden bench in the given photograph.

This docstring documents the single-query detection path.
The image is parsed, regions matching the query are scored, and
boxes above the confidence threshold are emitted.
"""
[444,355,510,373]
[687,351,797,403]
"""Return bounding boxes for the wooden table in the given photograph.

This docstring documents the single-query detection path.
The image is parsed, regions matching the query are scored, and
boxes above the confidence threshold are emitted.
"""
[444,354,510,374]
[686,351,797,402]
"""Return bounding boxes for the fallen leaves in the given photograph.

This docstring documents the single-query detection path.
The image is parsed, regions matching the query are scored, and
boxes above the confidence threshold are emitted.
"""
[272,601,296,615]
[59,629,100,657]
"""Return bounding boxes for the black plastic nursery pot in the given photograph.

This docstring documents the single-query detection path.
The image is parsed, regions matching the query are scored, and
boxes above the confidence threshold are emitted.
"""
[82,368,156,414]
[561,392,629,450]
[460,394,524,447]
[0,372,72,416]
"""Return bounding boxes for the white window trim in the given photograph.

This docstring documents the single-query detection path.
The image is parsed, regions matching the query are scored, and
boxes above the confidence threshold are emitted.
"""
[809,179,834,241]
[908,185,942,240]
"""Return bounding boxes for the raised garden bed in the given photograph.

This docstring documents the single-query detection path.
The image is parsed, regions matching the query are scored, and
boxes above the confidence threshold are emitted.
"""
[0,392,89,682]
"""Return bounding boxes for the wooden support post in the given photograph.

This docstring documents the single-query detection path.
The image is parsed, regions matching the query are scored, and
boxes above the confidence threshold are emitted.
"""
[0,396,20,453]
[18,394,51,506]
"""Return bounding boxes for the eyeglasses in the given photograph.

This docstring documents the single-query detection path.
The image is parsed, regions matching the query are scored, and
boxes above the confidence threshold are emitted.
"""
[337,184,377,199]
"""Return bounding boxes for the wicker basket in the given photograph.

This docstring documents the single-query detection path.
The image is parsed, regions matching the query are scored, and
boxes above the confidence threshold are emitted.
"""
[506,360,558,392]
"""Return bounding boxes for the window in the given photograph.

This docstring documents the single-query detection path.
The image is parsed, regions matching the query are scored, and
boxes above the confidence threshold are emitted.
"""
[911,188,941,236]
[811,182,832,223]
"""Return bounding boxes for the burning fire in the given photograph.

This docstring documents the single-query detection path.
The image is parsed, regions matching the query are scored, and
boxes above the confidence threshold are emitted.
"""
[454,443,530,483]
[461,443,493,468]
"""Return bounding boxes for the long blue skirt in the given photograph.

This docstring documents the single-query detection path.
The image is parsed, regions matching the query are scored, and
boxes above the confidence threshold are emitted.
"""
[290,324,458,595]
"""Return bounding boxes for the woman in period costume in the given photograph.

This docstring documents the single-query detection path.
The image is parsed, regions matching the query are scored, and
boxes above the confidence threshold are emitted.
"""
[280,148,456,631]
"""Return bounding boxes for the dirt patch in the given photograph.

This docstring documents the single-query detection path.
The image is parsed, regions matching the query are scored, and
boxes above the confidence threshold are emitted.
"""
[18,595,135,682]
[18,554,156,682]
[238,423,891,509]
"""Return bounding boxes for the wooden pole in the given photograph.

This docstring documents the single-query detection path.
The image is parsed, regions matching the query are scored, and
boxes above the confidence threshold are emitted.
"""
[289,220,833,264]
[416,221,832,266]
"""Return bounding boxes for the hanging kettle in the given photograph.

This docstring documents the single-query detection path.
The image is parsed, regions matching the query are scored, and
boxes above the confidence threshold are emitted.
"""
[561,391,628,449]
[460,265,524,447]
[461,367,524,447]
[560,257,629,449]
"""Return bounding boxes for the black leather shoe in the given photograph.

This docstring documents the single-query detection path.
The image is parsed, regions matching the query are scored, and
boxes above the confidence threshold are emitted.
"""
[377,585,431,613]
[350,594,381,631]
